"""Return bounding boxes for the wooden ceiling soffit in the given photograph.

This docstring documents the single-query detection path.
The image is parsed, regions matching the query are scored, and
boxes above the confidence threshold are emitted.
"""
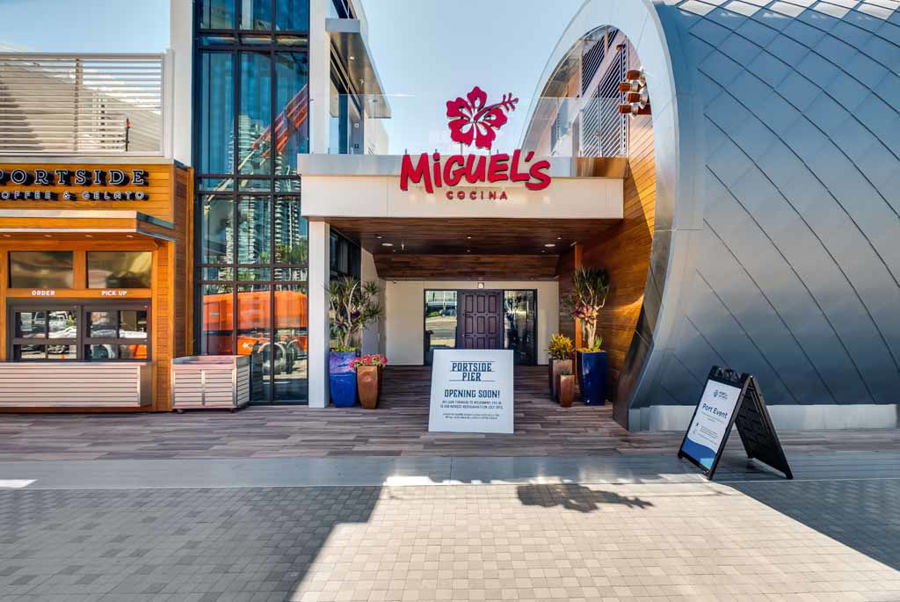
[373,254,559,281]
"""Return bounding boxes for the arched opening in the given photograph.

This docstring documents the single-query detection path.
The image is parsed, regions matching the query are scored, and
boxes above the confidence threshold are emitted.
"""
[523,24,661,427]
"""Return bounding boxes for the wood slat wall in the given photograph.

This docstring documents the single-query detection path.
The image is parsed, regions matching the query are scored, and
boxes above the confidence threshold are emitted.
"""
[0,162,192,412]
[557,42,656,408]
[0,163,176,223]
[0,363,150,407]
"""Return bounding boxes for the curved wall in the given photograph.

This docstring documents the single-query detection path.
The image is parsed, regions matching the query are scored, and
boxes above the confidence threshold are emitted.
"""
[533,0,900,430]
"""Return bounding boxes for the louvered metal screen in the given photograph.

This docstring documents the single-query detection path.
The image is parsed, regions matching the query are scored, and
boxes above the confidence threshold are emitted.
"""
[0,54,164,155]
[581,44,628,157]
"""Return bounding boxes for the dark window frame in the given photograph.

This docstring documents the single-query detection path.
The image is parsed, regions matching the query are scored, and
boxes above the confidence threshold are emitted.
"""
[7,299,151,362]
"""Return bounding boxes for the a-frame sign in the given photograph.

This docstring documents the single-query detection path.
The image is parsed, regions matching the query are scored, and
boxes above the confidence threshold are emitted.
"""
[678,366,793,480]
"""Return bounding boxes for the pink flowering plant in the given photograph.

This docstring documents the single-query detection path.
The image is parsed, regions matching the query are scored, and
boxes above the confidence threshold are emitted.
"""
[351,354,388,370]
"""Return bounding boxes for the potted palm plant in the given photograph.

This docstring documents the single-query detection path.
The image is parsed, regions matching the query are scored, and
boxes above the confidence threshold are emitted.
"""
[547,334,574,401]
[567,267,610,406]
[352,354,388,409]
[329,277,382,407]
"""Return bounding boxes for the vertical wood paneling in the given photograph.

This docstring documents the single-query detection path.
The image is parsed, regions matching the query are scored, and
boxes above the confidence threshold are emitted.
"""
[558,42,656,405]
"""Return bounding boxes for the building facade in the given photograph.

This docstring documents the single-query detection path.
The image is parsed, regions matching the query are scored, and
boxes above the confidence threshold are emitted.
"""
[0,0,898,431]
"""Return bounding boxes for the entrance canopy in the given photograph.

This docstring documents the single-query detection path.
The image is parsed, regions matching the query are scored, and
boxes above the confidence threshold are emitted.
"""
[300,154,625,280]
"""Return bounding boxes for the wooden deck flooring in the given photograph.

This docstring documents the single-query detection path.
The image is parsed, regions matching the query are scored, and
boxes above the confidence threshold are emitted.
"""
[0,366,896,460]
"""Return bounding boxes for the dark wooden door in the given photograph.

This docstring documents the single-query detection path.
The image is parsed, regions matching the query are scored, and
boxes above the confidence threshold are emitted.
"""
[456,291,504,350]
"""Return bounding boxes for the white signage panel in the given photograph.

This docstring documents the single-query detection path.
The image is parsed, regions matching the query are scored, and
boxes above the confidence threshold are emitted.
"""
[428,349,514,434]
[680,379,743,469]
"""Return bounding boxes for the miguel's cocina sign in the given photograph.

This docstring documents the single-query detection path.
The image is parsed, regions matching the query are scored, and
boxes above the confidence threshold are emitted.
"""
[400,87,551,198]
[0,167,149,201]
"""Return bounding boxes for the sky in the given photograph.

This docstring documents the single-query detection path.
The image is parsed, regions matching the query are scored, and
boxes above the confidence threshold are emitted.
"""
[0,0,170,53]
[0,0,583,153]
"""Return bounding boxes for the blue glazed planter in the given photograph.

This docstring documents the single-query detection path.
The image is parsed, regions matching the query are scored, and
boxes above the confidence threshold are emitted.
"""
[579,350,608,406]
[330,351,358,407]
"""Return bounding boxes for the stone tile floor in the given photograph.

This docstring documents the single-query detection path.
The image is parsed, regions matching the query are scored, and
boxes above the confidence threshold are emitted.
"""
[0,478,899,601]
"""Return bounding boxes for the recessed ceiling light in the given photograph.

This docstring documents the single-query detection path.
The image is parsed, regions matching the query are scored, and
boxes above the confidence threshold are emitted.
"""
[466,249,471,253]
[544,243,556,248]
[381,242,393,247]
[557,236,562,240]
[466,235,472,240]
[376,235,383,239]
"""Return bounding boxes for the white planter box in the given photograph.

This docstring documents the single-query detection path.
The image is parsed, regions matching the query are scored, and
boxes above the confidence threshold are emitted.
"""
[172,356,250,411]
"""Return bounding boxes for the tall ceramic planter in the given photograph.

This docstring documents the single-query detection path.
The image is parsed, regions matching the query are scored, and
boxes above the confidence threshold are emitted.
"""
[579,350,608,406]
[330,351,357,407]
[357,365,379,409]
[549,359,573,401]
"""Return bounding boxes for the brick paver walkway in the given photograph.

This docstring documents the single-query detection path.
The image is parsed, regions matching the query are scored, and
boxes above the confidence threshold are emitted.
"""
[1,479,898,601]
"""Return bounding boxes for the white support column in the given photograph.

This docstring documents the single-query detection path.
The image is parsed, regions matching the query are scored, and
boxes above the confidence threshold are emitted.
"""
[169,0,193,164]
[308,0,332,154]
[308,219,331,408]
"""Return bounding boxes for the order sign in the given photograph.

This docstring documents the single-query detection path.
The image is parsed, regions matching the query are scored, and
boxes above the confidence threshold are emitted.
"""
[679,379,743,469]
[428,349,514,434]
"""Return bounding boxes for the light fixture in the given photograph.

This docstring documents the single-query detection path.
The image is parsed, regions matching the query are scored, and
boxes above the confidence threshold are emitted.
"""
[618,68,651,116]
[557,236,562,240]
[381,242,393,247]
[466,249,471,253]
[544,243,556,248]
[477,282,485,289]
[349,55,356,60]
[466,235,472,240]
[375,234,383,239]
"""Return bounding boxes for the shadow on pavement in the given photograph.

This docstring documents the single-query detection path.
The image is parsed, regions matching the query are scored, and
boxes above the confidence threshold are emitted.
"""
[516,483,653,513]
[0,486,380,599]
[731,478,900,571]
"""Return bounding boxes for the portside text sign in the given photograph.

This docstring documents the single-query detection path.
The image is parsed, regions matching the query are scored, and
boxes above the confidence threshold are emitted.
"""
[428,349,514,434]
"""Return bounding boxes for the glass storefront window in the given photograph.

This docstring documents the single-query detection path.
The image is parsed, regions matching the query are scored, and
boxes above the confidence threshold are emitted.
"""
[9,251,74,289]
[199,0,235,28]
[237,284,271,400]
[16,311,46,338]
[87,252,152,289]
[195,1,309,403]
[504,291,537,365]
[202,284,235,355]
[198,52,234,177]
[274,283,307,400]
[274,198,306,264]
[274,52,309,174]
[241,0,273,30]
[276,0,309,31]
[202,195,234,264]
[239,52,272,175]
[424,290,458,365]
[237,196,271,264]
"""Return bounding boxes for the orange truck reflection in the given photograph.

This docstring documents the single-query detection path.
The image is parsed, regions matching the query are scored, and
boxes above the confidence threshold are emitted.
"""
[203,290,308,357]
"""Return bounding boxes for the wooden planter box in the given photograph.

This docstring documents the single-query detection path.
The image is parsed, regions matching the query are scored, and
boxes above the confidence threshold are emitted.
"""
[172,356,250,411]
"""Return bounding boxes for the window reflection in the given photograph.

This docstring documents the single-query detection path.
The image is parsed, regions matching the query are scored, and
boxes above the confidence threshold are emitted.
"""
[202,195,234,264]
[238,196,271,264]
[198,0,234,28]
[275,283,307,400]
[9,252,74,289]
[238,284,271,400]
[202,284,234,355]
[239,52,272,175]
[87,252,152,289]
[425,290,457,365]
[274,199,306,264]
[504,291,537,365]
[274,52,309,174]
[199,52,234,176]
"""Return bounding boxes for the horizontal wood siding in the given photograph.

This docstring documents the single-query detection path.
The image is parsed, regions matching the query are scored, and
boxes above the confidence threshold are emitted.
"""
[0,363,150,407]
[375,254,559,280]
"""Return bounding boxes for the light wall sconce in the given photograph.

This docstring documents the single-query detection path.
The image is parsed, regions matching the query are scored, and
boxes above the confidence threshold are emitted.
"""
[618,68,651,116]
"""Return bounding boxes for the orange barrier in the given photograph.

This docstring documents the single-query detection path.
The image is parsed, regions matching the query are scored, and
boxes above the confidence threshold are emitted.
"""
[203,290,308,354]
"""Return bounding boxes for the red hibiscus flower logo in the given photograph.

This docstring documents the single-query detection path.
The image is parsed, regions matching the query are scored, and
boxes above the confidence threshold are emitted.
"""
[446,86,519,151]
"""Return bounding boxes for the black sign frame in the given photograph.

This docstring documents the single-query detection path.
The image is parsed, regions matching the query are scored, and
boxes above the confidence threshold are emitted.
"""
[678,366,793,481]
